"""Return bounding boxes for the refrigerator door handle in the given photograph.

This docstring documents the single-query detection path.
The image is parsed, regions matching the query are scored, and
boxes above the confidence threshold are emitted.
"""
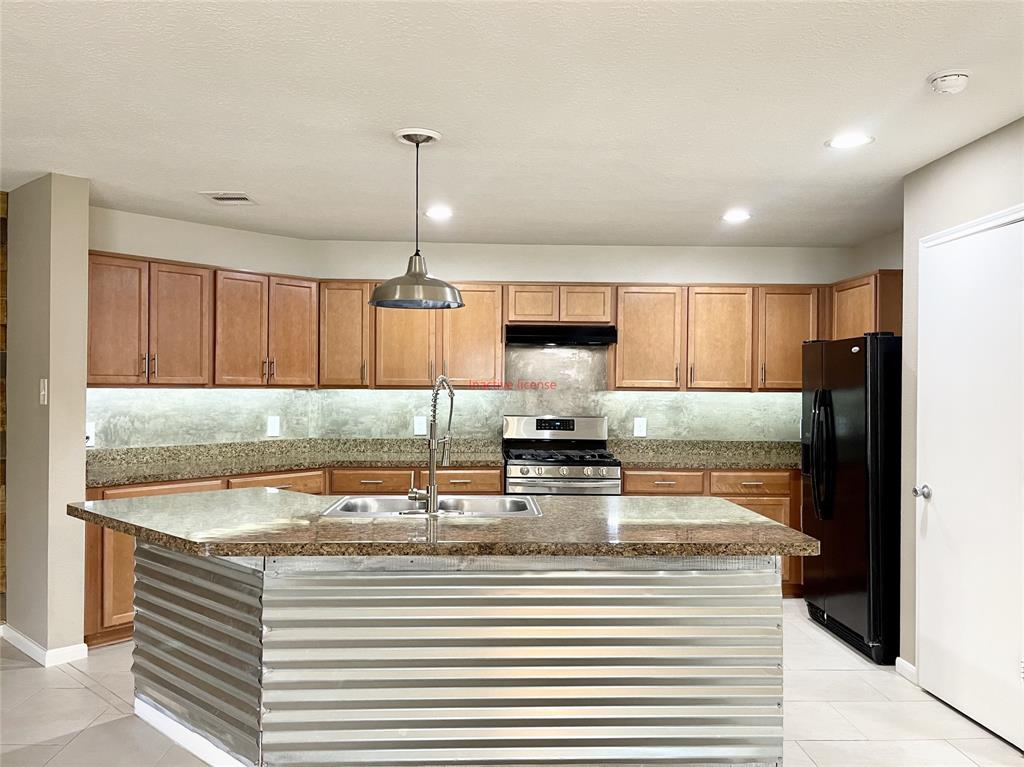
[809,389,824,520]
[817,390,837,520]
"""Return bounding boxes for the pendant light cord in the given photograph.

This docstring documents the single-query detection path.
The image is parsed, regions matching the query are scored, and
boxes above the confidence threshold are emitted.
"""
[414,141,420,254]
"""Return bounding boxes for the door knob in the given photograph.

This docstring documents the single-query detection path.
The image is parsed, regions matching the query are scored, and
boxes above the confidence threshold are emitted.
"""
[912,484,932,499]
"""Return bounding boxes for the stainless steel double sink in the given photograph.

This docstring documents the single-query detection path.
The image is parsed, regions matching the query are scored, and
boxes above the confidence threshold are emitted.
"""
[322,495,541,518]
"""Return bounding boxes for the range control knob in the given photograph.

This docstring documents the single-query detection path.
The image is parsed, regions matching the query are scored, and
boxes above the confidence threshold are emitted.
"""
[559,467,568,476]
[534,466,544,476]
[583,466,594,477]
[599,467,608,477]
[519,466,529,475]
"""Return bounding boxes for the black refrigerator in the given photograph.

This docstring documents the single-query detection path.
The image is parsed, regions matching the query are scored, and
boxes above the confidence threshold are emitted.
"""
[801,333,901,664]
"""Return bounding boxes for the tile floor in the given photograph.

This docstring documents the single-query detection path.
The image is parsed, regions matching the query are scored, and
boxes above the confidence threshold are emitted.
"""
[0,600,1021,766]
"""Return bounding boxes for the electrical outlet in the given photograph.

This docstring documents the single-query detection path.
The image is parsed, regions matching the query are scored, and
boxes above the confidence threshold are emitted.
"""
[413,415,428,436]
[266,415,281,438]
[85,422,96,448]
[633,417,648,437]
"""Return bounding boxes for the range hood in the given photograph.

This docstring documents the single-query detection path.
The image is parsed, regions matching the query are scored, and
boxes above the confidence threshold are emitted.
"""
[505,324,618,346]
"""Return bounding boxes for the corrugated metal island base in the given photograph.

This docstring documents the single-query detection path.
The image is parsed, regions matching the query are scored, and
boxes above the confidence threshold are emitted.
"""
[131,545,784,767]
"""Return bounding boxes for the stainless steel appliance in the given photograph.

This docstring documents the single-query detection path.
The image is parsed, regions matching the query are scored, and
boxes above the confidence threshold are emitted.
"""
[802,333,901,664]
[502,415,621,495]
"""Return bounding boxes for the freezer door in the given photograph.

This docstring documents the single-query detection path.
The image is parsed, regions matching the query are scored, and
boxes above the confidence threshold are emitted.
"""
[801,342,827,611]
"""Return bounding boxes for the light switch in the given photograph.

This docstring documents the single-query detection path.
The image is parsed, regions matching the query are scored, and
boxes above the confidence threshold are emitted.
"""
[266,415,281,438]
[633,417,648,437]
[85,422,96,448]
[413,415,428,436]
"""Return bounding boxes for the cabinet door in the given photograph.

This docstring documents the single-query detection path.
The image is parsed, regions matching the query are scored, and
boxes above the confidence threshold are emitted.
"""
[709,470,791,496]
[227,470,325,494]
[506,284,559,322]
[88,479,227,641]
[756,286,818,390]
[613,286,684,389]
[687,286,753,389]
[88,254,149,385]
[268,276,318,386]
[149,262,212,385]
[832,274,876,339]
[214,270,269,385]
[374,305,436,387]
[559,285,613,323]
[622,470,705,495]
[724,496,794,582]
[441,284,503,386]
[320,281,372,387]
[329,469,416,494]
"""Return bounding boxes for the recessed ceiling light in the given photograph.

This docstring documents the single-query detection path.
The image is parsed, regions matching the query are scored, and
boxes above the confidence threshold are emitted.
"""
[825,132,875,149]
[722,207,752,224]
[425,204,453,221]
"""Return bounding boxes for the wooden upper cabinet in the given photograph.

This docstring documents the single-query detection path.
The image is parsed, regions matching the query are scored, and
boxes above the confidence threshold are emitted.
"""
[506,284,559,322]
[756,286,818,390]
[613,286,684,389]
[832,270,903,339]
[320,281,373,387]
[441,284,503,386]
[268,276,318,386]
[559,285,613,323]
[214,271,269,386]
[687,286,753,390]
[149,262,212,385]
[374,304,437,387]
[88,254,149,384]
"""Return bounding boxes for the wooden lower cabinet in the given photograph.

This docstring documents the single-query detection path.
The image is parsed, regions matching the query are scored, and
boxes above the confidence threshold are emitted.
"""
[227,470,325,494]
[417,468,502,494]
[622,467,804,596]
[329,468,416,494]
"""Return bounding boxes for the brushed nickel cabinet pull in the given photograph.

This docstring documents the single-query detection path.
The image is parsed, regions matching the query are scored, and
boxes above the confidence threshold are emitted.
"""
[740,481,765,486]
[142,353,149,379]
[271,484,292,490]
[760,362,766,386]
[674,363,680,385]
[359,479,384,485]
[449,479,472,484]
[689,364,695,385]
[152,354,158,379]
[270,357,277,379]
[262,358,269,381]
[653,480,677,486]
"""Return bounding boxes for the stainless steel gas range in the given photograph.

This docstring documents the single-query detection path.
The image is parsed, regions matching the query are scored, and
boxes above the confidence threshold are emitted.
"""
[502,415,622,495]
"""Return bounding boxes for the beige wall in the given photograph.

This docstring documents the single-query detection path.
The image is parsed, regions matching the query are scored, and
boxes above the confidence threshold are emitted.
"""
[900,117,1024,666]
[8,174,89,649]
[90,206,895,285]
[850,229,903,274]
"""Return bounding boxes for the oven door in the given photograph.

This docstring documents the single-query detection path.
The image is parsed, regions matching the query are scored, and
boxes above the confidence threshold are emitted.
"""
[505,478,622,495]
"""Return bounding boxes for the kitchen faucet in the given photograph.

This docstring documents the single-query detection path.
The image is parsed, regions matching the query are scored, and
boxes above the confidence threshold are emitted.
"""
[408,375,454,514]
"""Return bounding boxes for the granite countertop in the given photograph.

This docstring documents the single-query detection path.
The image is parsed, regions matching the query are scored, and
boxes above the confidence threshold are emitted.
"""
[85,438,800,487]
[66,487,818,558]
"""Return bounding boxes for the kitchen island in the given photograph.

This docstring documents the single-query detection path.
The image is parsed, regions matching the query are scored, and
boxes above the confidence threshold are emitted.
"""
[67,488,817,767]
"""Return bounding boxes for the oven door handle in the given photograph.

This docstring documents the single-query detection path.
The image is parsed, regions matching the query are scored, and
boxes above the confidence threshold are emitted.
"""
[506,479,621,489]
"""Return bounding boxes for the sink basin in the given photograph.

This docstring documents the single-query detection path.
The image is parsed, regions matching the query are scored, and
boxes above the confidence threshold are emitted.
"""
[322,495,541,518]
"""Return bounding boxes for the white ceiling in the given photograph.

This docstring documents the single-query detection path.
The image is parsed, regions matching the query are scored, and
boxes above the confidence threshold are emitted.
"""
[2,1,1022,246]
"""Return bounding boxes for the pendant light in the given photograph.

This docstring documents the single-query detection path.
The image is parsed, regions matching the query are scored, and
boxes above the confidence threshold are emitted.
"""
[369,129,464,309]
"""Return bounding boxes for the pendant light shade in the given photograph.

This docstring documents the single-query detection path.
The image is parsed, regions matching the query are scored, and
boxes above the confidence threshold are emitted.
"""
[369,129,464,310]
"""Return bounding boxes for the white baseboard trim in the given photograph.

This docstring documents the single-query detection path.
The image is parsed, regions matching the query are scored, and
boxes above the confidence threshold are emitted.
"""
[135,698,251,767]
[1,625,88,667]
[895,656,918,684]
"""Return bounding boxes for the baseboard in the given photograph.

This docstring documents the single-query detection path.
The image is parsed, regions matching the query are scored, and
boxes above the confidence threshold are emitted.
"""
[1,625,88,667]
[135,698,252,767]
[895,656,918,684]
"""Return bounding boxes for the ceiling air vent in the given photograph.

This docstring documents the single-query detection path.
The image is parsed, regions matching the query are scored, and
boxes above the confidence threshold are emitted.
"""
[199,191,256,205]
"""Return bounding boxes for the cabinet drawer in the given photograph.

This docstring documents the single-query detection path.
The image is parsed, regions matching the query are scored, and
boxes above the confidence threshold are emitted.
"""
[228,470,325,494]
[417,468,502,494]
[100,479,227,499]
[623,470,705,495]
[329,468,415,494]
[709,471,790,496]
[723,496,790,525]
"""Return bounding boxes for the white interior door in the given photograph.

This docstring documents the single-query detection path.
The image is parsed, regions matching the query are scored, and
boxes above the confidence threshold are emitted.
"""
[917,207,1024,749]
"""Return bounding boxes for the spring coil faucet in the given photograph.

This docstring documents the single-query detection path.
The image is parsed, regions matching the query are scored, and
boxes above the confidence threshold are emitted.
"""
[408,375,455,515]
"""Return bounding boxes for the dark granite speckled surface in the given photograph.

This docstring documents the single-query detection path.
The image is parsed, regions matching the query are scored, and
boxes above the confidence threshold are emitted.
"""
[67,487,818,557]
[85,439,799,487]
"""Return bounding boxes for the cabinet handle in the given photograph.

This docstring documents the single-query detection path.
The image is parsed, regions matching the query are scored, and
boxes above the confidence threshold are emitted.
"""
[152,354,158,379]
[270,357,277,380]
[674,363,680,385]
[142,353,149,379]
[449,479,472,484]
[271,484,292,490]
[653,480,677,486]
[359,479,384,485]
[760,362,766,386]
[740,481,765,486]
[262,358,269,381]
[689,364,695,385]
[360,359,366,384]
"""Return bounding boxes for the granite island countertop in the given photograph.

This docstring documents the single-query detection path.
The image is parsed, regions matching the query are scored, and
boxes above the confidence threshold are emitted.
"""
[67,487,818,558]
[85,438,800,487]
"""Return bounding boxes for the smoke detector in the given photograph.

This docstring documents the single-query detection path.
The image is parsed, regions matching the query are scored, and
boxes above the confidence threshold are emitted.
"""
[928,69,971,95]
[199,191,256,205]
